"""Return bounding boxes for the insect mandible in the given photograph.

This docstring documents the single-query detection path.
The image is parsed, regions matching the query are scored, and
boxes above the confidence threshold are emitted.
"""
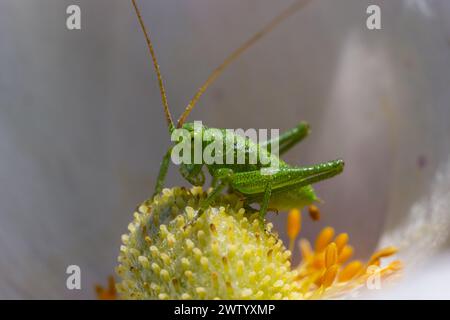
[131,0,344,219]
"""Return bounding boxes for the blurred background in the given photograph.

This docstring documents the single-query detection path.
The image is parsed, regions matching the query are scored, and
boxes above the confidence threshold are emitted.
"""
[1,0,449,299]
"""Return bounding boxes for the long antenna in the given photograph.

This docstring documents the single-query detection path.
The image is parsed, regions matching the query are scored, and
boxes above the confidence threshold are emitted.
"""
[131,0,174,130]
[176,0,313,128]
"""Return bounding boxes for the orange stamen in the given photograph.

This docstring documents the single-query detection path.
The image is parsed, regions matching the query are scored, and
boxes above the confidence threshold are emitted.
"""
[324,243,338,269]
[334,233,349,253]
[322,265,338,288]
[337,245,354,264]
[287,209,302,252]
[338,260,363,282]
[315,227,334,253]
[368,246,398,265]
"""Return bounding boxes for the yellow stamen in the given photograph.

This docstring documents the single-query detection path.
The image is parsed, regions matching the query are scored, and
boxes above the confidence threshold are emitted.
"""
[338,260,363,282]
[387,260,403,271]
[369,259,380,266]
[337,245,354,264]
[315,227,334,253]
[379,260,403,278]
[334,233,349,253]
[368,246,398,265]
[312,253,325,269]
[322,265,338,288]
[324,243,338,269]
[287,209,301,252]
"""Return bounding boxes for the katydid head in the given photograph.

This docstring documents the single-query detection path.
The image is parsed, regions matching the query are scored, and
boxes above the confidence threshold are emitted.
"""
[175,121,207,186]
[179,121,208,143]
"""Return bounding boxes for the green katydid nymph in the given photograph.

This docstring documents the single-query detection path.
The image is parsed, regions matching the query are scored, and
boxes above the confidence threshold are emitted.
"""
[131,0,344,219]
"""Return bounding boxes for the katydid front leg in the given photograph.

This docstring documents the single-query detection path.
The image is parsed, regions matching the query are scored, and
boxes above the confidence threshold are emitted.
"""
[180,163,205,186]
[152,147,172,199]
[199,168,234,213]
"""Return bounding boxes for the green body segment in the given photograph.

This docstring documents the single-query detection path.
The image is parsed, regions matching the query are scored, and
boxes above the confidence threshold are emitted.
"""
[266,185,318,211]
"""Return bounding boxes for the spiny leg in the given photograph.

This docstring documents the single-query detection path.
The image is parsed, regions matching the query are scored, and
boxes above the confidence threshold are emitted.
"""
[262,121,310,155]
[237,160,344,191]
[152,147,172,199]
[259,179,273,219]
[268,161,344,197]
[232,159,344,194]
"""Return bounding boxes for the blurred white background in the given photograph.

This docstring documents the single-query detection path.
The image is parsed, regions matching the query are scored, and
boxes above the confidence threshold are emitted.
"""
[1,0,449,298]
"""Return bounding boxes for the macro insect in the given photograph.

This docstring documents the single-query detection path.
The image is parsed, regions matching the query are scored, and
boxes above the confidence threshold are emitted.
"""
[131,0,344,219]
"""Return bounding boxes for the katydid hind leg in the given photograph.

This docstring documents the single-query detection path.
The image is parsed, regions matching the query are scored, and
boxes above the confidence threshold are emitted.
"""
[231,159,344,195]
[262,121,310,155]
[270,165,343,197]
[243,159,344,205]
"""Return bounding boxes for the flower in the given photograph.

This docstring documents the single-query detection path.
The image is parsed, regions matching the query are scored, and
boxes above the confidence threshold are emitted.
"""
[112,187,402,300]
